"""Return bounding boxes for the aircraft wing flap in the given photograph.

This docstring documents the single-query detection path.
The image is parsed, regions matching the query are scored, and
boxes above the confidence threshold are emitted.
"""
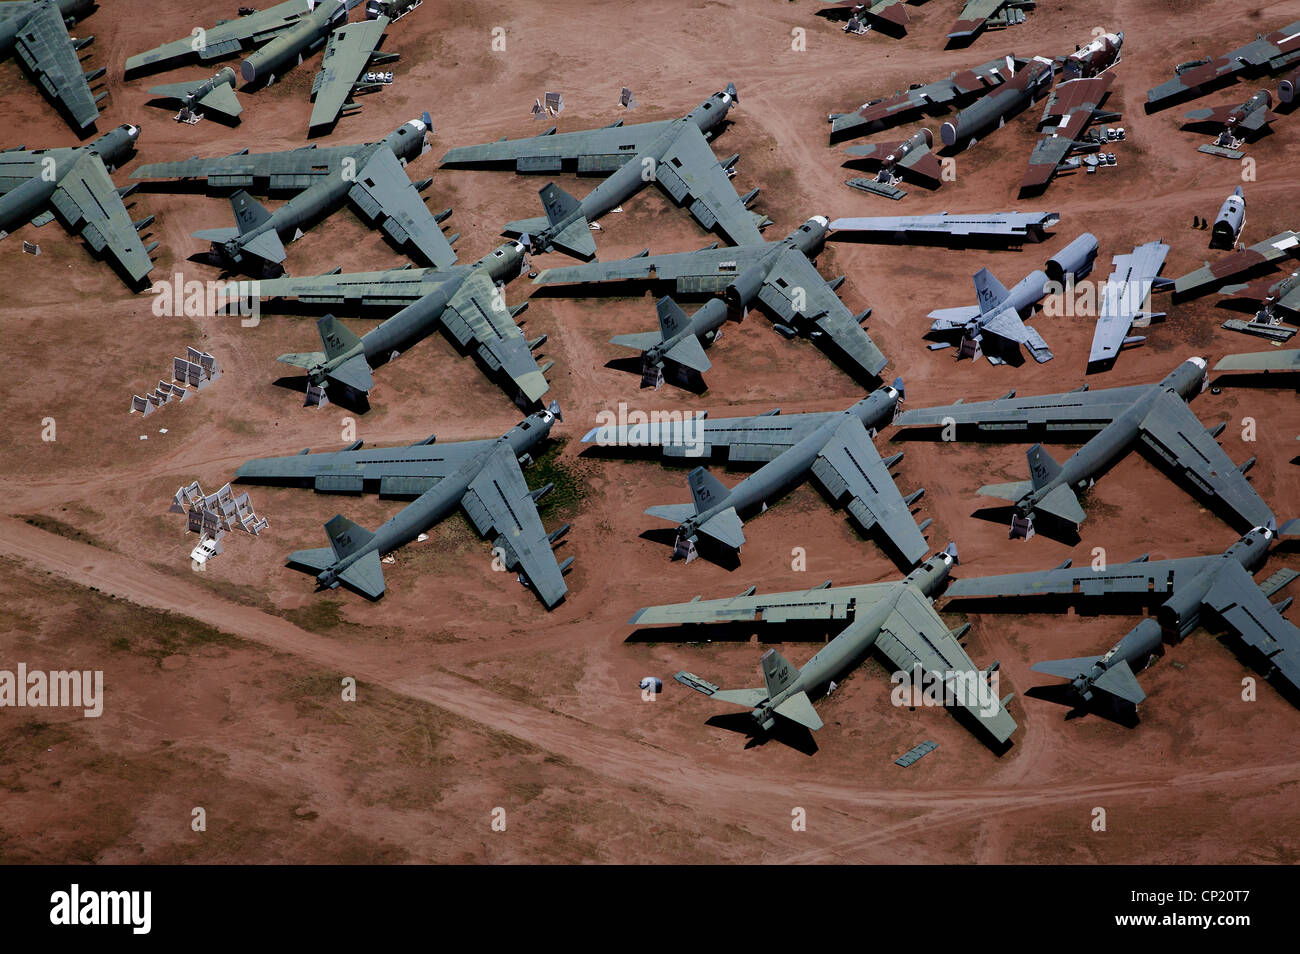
[760,248,888,379]
[348,147,457,267]
[1137,390,1276,531]
[460,443,568,608]
[811,416,928,566]
[654,126,765,246]
[630,582,899,627]
[13,0,100,132]
[1205,564,1300,691]
[234,441,481,485]
[875,587,1017,743]
[50,153,153,284]
[444,270,549,403]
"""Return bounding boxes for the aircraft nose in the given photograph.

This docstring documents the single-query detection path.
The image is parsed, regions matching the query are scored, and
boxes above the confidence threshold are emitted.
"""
[812,215,829,228]
[1188,356,1207,369]
[125,124,140,140]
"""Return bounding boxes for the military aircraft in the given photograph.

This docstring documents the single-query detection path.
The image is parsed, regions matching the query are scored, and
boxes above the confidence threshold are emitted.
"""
[582,382,931,567]
[1145,20,1300,111]
[131,115,453,276]
[947,0,1036,43]
[1087,241,1172,372]
[275,242,549,409]
[940,55,1053,146]
[440,83,768,258]
[829,211,1059,244]
[817,1,926,37]
[146,68,243,123]
[946,523,1300,712]
[843,128,943,199]
[1061,31,1124,79]
[0,124,155,287]
[1173,230,1300,298]
[1021,71,1122,193]
[535,217,888,383]
[1185,89,1281,159]
[0,0,108,133]
[234,402,572,605]
[1218,268,1300,324]
[632,544,1017,745]
[828,54,1023,141]
[1212,349,1300,382]
[891,357,1275,540]
[125,0,358,78]
[307,13,397,133]
[610,295,728,390]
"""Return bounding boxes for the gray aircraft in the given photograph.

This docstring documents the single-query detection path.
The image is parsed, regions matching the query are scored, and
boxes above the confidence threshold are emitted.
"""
[131,115,453,276]
[892,357,1275,539]
[947,0,1035,43]
[829,211,1059,244]
[829,53,1024,141]
[611,295,729,390]
[946,523,1300,711]
[535,217,887,383]
[1087,240,1172,372]
[0,124,154,287]
[1173,230,1299,298]
[0,0,106,133]
[925,232,1098,364]
[238,0,358,88]
[275,242,549,408]
[146,68,243,123]
[307,13,397,133]
[234,402,572,605]
[1145,20,1300,111]
[440,83,769,258]
[633,544,1017,744]
[1212,349,1300,381]
[582,381,930,567]
[843,128,943,200]
[940,55,1054,146]
[1219,268,1300,324]
[1185,89,1280,159]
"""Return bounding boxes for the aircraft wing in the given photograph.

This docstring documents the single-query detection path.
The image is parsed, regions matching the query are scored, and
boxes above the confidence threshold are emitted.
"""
[248,265,457,308]
[440,119,677,168]
[125,0,311,74]
[630,580,902,626]
[309,15,389,132]
[1089,240,1170,368]
[11,0,100,133]
[1146,21,1300,108]
[874,586,1017,743]
[810,416,929,565]
[759,247,888,379]
[652,125,765,246]
[1136,389,1276,531]
[1183,103,1237,126]
[48,152,153,285]
[980,307,1053,362]
[947,554,1206,600]
[582,408,837,462]
[1022,76,1116,191]
[534,241,774,291]
[1174,232,1300,296]
[948,0,1004,40]
[1203,562,1300,691]
[1239,106,1278,133]
[347,146,457,267]
[835,55,1016,136]
[132,142,362,184]
[894,383,1152,434]
[460,443,568,608]
[441,269,549,404]
[235,437,490,496]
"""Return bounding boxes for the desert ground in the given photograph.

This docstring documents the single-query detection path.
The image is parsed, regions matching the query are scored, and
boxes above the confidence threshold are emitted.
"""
[0,0,1298,864]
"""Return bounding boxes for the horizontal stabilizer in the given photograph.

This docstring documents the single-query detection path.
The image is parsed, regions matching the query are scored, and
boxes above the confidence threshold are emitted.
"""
[286,546,335,573]
[1036,483,1086,527]
[977,480,1033,502]
[610,331,663,352]
[337,549,386,600]
[664,334,712,373]
[774,690,823,731]
[712,687,769,706]
[645,503,696,523]
[327,353,375,394]
[277,350,325,369]
[1032,655,1103,679]
[1092,659,1145,704]
[698,507,745,550]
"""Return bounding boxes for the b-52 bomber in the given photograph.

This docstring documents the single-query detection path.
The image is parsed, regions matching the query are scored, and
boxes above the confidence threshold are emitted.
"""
[146,68,243,124]
[610,295,728,390]
[633,544,1017,745]
[582,382,930,568]
[234,403,572,606]
[817,1,926,38]
[1021,69,1122,194]
[131,115,454,276]
[0,124,155,287]
[272,242,550,409]
[0,0,107,134]
[892,357,1276,540]
[1184,89,1281,159]
[1145,19,1300,111]
[828,54,1024,141]
[535,217,888,383]
[947,523,1300,712]
[306,13,398,133]
[440,83,769,258]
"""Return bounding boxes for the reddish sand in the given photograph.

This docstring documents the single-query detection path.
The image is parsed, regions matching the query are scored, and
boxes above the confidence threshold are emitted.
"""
[0,0,1297,863]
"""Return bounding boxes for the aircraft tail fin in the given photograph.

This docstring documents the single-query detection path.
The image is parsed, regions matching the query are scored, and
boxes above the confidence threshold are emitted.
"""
[323,514,375,560]
[656,296,689,339]
[537,182,596,259]
[317,314,363,362]
[760,648,800,697]
[230,190,273,235]
[688,467,730,514]
[973,267,1010,316]
[1026,443,1063,490]
[774,690,823,731]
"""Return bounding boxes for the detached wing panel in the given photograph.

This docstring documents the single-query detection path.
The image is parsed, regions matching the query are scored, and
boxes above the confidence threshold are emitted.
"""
[460,444,568,608]
[810,416,928,566]
[13,1,99,132]
[631,582,899,626]
[894,385,1151,433]
[50,153,153,285]
[348,147,456,267]
[1137,391,1276,531]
